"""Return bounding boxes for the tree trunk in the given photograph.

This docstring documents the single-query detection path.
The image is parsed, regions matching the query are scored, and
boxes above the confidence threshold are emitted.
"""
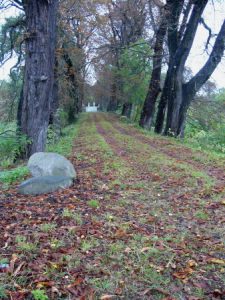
[155,0,209,136]
[154,69,172,133]
[122,102,132,118]
[18,0,58,157]
[139,4,168,129]
[107,80,118,112]
[164,18,225,137]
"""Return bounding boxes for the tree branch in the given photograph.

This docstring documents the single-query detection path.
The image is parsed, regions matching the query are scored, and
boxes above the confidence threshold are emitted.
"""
[185,19,225,97]
[200,17,215,51]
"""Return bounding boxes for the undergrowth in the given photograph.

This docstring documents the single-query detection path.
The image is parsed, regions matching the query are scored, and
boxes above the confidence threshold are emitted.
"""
[0,116,83,188]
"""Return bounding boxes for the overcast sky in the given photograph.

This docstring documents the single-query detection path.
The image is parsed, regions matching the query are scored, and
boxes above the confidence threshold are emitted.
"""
[0,2,225,88]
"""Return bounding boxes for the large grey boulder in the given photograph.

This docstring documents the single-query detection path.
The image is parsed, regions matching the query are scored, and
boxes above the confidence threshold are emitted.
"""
[18,176,73,195]
[28,152,76,178]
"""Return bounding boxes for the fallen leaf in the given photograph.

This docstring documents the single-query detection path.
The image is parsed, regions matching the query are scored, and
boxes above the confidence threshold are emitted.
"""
[36,281,55,288]
[9,254,18,274]
[114,228,129,239]
[115,287,123,295]
[140,247,151,253]
[147,216,156,223]
[124,247,132,254]
[149,263,164,272]
[100,295,116,300]
[173,267,194,281]
[13,262,26,276]
[66,278,84,288]
[208,258,225,265]
[187,260,198,268]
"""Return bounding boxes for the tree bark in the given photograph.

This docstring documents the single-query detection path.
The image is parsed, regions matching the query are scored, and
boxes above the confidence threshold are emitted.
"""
[177,19,225,135]
[18,0,58,157]
[62,47,80,122]
[155,0,209,135]
[122,102,132,118]
[139,4,168,129]
[107,79,118,112]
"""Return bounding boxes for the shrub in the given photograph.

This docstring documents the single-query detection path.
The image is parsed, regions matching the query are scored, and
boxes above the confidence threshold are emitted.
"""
[0,124,29,165]
[0,166,29,186]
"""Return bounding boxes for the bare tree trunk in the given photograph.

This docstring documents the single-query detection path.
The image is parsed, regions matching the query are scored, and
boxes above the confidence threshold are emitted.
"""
[122,102,132,118]
[18,0,58,157]
[155,0,210,136]
[139,4,168,129]
[62,47,80,122]
[107,80,118,112]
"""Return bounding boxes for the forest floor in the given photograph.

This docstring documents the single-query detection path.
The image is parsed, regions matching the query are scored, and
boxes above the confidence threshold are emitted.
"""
[0,113,225,300]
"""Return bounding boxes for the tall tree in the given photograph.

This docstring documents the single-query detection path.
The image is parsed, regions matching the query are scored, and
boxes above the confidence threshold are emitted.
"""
[17,0,58,156]
[139,0,169,128]
[106,0,147,114]
[154,0,225,136]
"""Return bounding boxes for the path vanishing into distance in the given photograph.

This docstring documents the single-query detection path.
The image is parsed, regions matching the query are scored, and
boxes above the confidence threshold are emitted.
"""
[0,113,225,299]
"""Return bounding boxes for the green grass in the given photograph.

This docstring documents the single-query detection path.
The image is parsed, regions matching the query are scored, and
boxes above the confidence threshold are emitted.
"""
[39,223,57,232]
[0,285,7,299]
[16,236,38,253]
[47,116,83,156]
[31,289,49,300]
[87,199,100,208]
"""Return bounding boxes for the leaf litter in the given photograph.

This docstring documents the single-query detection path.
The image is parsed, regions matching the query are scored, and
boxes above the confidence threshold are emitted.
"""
[0,113,224,299]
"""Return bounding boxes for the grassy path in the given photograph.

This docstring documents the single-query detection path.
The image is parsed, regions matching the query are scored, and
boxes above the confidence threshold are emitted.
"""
[0,113,224,300]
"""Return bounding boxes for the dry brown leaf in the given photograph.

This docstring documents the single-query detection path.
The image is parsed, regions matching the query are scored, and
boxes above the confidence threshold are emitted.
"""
[114,228,129,238]
[187,260,198,268]
[208,258,225,265]
[173,267,194,280]
[100,295,116,300]
[9,254,18,274]
[140,247,151,253]
[124,247,132,254]
[149,263,164,272]
[13,262,26,277]
[147,216,156,223]
[36,281,55,288]
[66,277,84,288]
[115,287,123,295]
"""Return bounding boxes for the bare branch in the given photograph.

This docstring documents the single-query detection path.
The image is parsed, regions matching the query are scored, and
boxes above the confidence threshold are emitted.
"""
[200,17,215,51]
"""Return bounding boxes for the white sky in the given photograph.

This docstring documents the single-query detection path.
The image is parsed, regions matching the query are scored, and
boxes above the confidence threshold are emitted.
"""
[187,1,225,89]
[0,2,225,88]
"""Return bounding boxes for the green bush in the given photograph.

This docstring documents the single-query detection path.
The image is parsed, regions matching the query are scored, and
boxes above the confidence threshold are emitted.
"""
[0,123,30,165]
[185,122,225,154]
[0,166,29,186]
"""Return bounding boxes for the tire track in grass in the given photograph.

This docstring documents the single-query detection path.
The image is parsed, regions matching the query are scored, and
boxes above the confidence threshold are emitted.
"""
[94,113,215,194]
[92,113,225,298]
[1,113,224,299]
[106,114,225,189]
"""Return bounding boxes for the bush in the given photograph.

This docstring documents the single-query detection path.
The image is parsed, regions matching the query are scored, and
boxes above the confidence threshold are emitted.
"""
[0,166,29,186]
[0,123,30,166]
[185,124,225,154]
